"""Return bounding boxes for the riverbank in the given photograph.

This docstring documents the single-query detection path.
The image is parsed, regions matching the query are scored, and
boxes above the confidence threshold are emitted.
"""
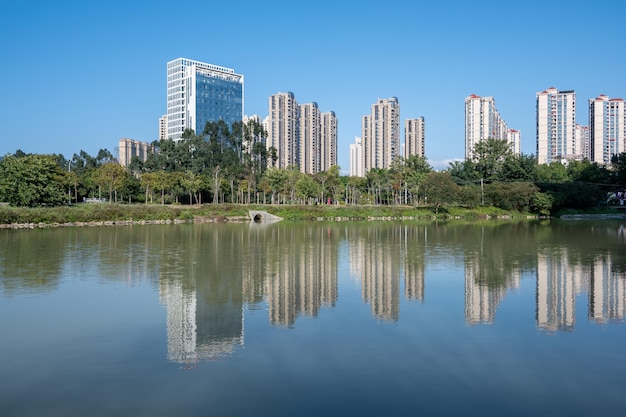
[0,203,537,228]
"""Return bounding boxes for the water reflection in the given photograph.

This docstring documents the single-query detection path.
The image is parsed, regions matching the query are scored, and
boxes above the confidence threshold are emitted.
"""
[1,220,625,365]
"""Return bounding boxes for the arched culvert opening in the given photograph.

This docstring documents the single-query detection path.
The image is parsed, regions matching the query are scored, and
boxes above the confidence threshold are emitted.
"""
[254,214,263,223]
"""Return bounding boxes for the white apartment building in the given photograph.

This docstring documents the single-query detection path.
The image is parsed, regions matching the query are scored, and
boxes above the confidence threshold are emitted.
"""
[465,94,512,159]
[267,92,299,169]
[320,111,337,172]
[299,102,320,174]
[166,58,243,141]
[350,136,364,177]
[242,114,266,155]
[507,129,521,156]
[589,94,626,165]
[268,92,337,174]
[404,117,425,159]
[575,124,590,161]
[362,97,400,173]
[536,87,577,164]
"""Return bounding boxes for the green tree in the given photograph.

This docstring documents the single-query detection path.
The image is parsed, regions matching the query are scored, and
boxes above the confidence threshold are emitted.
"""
[472,138,513,181]
[402,155,432,205]
[611,152,626,186]
[530,192,554,216]
[180,171,204,204]
[0,154,67,207]
[500,154,537,182]
[92,162,129,203]
[448,159,481,185]
[485,182,538,212]
[264,167,289,204]
[566,159,610,184]
[295,175,320,204]
[346,176,367,205]
[421,171,459,214]
[536,162,569,183]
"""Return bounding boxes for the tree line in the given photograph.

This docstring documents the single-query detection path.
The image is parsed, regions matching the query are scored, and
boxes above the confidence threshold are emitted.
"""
[1,121,625,215]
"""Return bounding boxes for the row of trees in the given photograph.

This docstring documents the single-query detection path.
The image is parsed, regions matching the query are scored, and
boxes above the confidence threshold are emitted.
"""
[1,122,625,214]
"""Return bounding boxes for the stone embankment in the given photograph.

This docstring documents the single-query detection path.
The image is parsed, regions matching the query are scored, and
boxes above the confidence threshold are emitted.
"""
[560,213,626,220]
[0,216,250,229]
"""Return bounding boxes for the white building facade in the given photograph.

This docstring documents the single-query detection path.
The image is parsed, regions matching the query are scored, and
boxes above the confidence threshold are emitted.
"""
[506,129,521,156]
[465,94,514,160]
[536,87,577,164]
[320,111,338,172]
[166,58,243,141]
[350,136,364,177]
[404,117,425,159]
[267,92,299,169]
[299,102,320,174]
[575,124,591,161]
[267,92,337,174]
[589,95,626,166]
[362,97,400,173]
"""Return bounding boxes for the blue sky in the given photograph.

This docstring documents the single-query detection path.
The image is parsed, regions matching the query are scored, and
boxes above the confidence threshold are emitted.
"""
[1,0,625,172]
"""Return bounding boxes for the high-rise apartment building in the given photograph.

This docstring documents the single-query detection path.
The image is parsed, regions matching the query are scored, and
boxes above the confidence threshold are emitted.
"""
[299,102,320,174]
[267,92,299,169]
[362,97,400,173]
[118,138,150,168]
[320,111,337,172]
[536,87,577,164]
[507,129,521,156]
[575,124,590,161]
[465,94,515,159]
[350,137,364,177]
[589,94,626,165]
[166,58,243,141]
[267,92,337,174]
[159,114,167,141]
[241,114,266,155]
[404,117,425,159]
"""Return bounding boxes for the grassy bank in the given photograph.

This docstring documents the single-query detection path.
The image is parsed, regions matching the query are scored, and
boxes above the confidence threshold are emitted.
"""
[0,202,535,226]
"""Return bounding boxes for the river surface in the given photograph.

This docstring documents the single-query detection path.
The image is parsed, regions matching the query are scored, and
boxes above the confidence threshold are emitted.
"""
[1,220,625,416]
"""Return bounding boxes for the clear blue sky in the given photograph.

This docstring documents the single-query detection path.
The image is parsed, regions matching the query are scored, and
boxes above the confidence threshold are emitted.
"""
[1,0,624,172]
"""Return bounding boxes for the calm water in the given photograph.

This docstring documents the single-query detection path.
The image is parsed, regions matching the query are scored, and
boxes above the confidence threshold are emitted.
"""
[1,220,625,416]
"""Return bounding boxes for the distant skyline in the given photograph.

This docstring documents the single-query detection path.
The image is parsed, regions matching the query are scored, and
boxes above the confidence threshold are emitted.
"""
[1,1,625,172]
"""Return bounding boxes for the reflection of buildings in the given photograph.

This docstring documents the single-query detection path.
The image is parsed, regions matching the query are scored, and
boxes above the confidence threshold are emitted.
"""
[589,255,626,324]
[402,226,426,302]
[266,227,338,327]
[160,278,244,364]
[362,238,400,321]
[536,251,584,332]
[464,258,521,325]
[536,250,625,331]
[350,227,403,322]
[158,227,245,365]
[348,225,426,321]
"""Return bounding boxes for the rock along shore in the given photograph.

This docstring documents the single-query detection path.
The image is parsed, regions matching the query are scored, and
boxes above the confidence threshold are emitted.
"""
[0,215,251,229]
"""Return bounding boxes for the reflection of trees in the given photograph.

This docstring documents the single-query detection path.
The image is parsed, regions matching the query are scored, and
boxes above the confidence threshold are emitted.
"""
[4,219,625,349]
[0,229,67,295]
[418,221,538,325]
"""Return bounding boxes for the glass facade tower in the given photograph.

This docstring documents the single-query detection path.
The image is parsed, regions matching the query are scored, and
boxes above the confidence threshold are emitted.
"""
[166,58,243,140]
